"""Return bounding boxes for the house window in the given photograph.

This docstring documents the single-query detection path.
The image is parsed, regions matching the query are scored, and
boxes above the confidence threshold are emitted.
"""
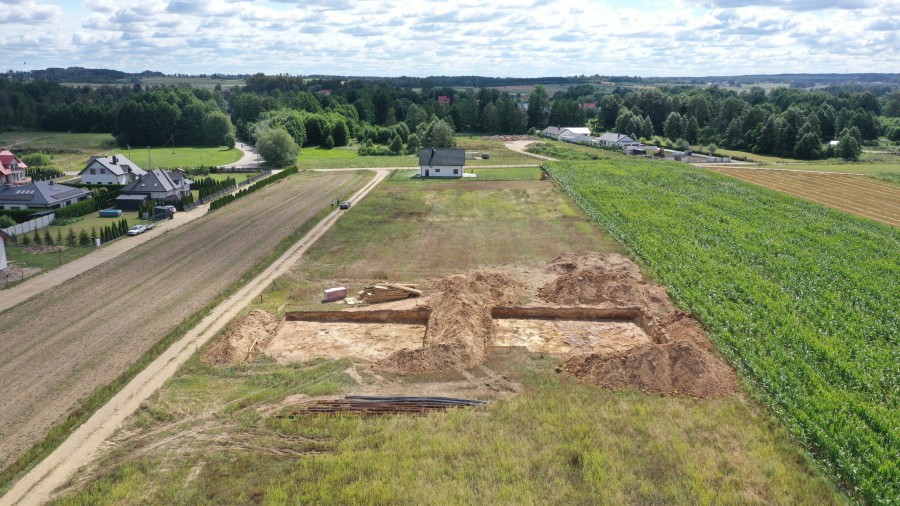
[90,169,96,175]
[435,169,440,173]
[100,168,106,174]
[454,169,459,174]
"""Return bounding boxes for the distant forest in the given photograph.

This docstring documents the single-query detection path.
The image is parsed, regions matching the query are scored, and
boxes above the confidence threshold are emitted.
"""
[1,68,899,161]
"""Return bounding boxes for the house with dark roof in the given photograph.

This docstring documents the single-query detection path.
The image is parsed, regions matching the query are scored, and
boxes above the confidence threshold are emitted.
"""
[418,148,465,178]
[79,154,147,185]
[0,181,91,210]
[115,169,192,210]
[0,150,29,187]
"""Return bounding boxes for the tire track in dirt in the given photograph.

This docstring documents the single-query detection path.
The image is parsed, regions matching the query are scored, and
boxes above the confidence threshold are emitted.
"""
[712,168,900,227]
[0,171,357,470]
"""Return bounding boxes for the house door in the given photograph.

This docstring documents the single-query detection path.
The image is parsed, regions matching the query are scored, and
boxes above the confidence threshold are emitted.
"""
[425,169,429,177]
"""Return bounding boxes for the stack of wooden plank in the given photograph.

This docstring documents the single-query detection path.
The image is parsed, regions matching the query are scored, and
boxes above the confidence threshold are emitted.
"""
[358,283,422,304]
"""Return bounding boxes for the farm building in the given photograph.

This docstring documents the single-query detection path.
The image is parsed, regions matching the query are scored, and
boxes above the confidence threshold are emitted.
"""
[79,155,147,185]
[0,181,91,210]
[0,150,29,187]
[115,169,193,210]
[419,148,465,178]
[596,132,640,148]
[0,229,13,271]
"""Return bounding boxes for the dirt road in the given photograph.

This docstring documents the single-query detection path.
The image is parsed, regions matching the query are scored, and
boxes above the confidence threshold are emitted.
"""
[504,140,556,161]
[0,171,362,478]
[1,168,387,506]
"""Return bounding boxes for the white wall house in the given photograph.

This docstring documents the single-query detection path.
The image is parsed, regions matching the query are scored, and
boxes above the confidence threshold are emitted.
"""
[0,230,12,271]
[419,148,466,178]
[79,155,146,185]
[559,132,593,144]
[596,132,641,148]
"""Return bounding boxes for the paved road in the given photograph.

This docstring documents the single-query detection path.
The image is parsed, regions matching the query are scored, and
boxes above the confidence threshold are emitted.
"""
[221,141,264,169]
[1,169,388,506]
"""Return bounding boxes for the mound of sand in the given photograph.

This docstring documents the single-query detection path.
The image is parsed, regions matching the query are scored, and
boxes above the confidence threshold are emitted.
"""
[203,310,278,367]
[379,271,526,374]
[564,341,737,398]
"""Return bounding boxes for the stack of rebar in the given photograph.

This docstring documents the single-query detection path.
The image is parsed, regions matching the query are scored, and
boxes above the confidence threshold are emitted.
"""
[286,396,487,416]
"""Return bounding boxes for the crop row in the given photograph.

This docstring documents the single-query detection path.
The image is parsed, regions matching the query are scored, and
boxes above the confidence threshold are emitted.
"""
[545,160,899,504]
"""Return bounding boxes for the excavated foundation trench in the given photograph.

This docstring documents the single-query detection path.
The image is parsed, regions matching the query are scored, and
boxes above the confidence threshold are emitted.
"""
[270,306,662,363]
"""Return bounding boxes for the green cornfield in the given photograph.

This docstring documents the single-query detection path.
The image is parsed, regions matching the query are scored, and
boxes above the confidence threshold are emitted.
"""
[545,160,899,505]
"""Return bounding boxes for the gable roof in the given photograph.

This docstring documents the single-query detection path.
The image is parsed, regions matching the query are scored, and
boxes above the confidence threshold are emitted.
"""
[79,154,146,177]
[0,150,27,176]
[542,126,562,136]
[0,181,90,206]
[419,148,466,167]
[597,132,635,143]
[120,169,189,195]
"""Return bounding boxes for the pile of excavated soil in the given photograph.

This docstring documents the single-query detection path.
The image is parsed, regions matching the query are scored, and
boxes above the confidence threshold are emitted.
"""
[379,271,526,374]
[203,310,279,367]
[540,253,736,398]
[564,341,737,398]
[539,252,669,310]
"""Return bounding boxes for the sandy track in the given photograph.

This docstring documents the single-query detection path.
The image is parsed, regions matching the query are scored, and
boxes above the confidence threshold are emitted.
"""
[712,168,900,227]
[1,168,387,506]
[504,140,556,161]
[0,171,358,471]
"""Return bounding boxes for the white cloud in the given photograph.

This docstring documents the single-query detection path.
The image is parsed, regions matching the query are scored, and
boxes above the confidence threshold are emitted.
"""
[0,0,896,76]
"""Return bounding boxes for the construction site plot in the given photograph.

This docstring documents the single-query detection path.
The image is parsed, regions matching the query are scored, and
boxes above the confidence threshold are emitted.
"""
[492,319,651,354]
[267,321,426,363]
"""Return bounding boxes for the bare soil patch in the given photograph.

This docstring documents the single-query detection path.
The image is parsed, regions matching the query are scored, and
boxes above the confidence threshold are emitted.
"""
[712,167,900,227]
[208,253,735,398]
[0,171,357,467]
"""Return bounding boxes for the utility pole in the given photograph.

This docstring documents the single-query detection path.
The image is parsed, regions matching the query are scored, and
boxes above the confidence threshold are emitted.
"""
[147,146,151,170]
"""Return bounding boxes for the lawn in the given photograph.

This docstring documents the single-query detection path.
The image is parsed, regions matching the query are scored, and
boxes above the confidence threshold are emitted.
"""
[546,159,899,504]
[52,175,843,504]
[0,132,241,172]
[4,245,95,276]
[297,137,539,169]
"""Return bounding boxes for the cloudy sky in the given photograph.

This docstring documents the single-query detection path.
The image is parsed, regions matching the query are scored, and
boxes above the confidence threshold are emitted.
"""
[4,0,898,77]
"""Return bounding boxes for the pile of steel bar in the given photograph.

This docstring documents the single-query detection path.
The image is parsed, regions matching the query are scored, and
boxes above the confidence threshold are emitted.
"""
[284,396,487,416]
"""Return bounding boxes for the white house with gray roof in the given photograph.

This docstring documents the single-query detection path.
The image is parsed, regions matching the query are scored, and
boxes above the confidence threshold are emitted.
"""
[79,155,147,185]
[0,181,91,210]
[596,132,640,148]
[419,148,466,178]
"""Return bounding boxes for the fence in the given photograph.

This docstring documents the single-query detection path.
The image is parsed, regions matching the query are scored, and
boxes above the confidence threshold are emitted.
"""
[2,213,55,237]
[197,170,273,205]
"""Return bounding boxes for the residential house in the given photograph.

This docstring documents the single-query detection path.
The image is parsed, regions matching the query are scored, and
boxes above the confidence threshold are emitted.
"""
[559,131,593,144]
[0,181,91,210]
[581,103,597,111]
[437,95,452,106]
[542,126,592,140]
[115,169,192,210]
[0,229,13,271]
[79,155,147,185]
[419,147,465,178]
[596,132,640,148]
[0,150,29,187]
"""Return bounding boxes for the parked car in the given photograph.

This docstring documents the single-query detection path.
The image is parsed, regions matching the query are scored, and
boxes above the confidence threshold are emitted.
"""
[339,200,351,210]
[161,205,176,214]
[126,225,147,236]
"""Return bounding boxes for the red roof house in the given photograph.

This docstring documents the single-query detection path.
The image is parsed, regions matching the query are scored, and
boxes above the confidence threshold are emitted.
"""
[0,151,29,187]
[437,95,452,106]
[581,103,597,110]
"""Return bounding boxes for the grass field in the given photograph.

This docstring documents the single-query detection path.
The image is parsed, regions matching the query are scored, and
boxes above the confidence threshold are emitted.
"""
[297,137,537,170]
[140,76,245,90]
[0,132,241,171]
[52,175,843,504]
[546,159,899,504]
